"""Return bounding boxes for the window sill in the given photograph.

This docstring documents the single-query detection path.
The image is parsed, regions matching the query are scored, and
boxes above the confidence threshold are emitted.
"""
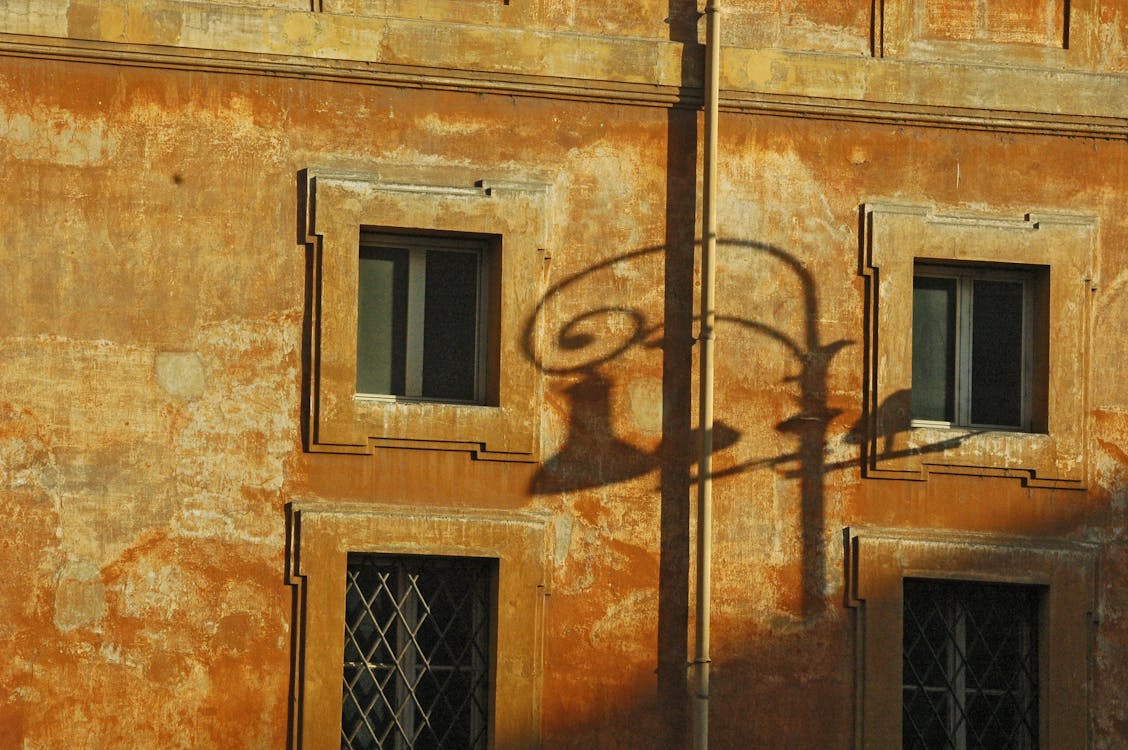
[908,420,1046,436]
[353,393,494,407]
[902,424,1069,486]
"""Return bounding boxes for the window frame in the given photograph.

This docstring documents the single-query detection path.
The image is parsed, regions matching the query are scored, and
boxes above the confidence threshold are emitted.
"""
[356,230,494,405]
[860,202,1096,488]
[911,263,1038,433]
[301,168,548,460]
[846,527,1097,749]
[287,502,551,750]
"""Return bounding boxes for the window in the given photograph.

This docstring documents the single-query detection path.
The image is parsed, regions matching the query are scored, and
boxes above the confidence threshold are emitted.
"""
[287,504,549,749]
[301,169,547,459]
[357,232,492,403]
[911,264,1046,431]
[846,528,1097,748]
[860,204,1094,486]
[902,578,1041,750]
[342,554,494,750]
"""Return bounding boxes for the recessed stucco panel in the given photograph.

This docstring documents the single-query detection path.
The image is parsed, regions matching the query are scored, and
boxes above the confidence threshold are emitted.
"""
[722,0,871,53]
[922,0,980,40]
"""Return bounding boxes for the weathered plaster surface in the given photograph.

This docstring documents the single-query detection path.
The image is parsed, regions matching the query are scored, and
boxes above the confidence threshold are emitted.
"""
[3,1,1128,748]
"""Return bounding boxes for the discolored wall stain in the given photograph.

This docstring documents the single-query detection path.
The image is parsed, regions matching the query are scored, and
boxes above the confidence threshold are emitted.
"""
[53,559,105,632]
[155,352,207,400]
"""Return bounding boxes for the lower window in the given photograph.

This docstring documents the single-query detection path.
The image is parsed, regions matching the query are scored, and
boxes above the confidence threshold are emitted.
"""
[847,528,1096,748]
[902,578,1041,750]
[341,554,495,750]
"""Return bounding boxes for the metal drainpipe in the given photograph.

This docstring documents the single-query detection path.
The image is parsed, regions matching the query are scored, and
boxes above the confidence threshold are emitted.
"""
[693,2,720,750]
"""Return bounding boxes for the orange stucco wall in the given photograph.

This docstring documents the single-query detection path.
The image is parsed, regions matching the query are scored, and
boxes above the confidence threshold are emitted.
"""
[4,2,1128,748]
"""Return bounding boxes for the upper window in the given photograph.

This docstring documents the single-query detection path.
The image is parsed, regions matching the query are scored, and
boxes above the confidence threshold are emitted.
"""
[902,578,1041,750]
[357,231,493,403]
[861,203,1094,486]
[911,264,1046,431]
[301,169,546,458]
[342,553,493,750]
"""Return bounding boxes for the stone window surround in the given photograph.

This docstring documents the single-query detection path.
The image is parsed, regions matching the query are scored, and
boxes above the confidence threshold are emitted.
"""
[287,502,552,750]
[860,202,1096,488]
[845,527,1097,749]
[302,167,549,460]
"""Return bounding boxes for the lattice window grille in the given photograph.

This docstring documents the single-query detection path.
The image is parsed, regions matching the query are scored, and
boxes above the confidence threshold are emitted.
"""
[902,578,1041,750]
[342,554,492,750]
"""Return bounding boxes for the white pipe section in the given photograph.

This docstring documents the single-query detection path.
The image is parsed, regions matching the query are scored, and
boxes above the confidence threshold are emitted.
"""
[693,2,720,750]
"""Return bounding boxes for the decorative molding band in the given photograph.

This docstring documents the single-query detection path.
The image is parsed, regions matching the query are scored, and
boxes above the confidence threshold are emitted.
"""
[0,32,692,108]
[723,91,1128,140]
[3,31,1127,139]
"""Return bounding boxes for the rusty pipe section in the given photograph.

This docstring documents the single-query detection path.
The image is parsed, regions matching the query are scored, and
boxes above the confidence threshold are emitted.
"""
[692,2,720,749]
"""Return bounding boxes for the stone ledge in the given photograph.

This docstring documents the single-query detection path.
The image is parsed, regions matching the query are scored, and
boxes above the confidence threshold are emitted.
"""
[3,4,1128,137]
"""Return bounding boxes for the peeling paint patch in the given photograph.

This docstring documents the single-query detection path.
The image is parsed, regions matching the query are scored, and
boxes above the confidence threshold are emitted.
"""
[0,107,117,166]
[155,352,207,400]
[53,559,105,632]
[554,513,573,567]
[627,378,662,435]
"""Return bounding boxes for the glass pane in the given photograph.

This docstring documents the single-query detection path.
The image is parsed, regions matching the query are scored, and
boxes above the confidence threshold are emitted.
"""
[911,276,957,422]
[357,248,408,395]
[970,280,1023,427]
[422,250,480,401]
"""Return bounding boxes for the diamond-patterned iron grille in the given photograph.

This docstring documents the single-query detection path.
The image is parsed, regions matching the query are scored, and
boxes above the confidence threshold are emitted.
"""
[902,578,1041,750]
[342,554,493,750]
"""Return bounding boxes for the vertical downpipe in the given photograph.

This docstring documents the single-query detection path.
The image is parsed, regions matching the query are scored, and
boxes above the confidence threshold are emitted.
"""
[693,2,720,750]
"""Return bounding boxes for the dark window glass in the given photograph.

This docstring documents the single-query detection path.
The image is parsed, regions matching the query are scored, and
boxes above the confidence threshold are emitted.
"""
[342,554,493,750]
[911,267,1035,429]
[422,250,480,401]
[911,276,957,422]
[903,578,1040,750]
[355,237,485,402]
[971,280,1023,427]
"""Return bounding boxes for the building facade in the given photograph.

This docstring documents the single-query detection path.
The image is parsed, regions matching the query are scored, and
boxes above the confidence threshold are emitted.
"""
[2,0,1128,747]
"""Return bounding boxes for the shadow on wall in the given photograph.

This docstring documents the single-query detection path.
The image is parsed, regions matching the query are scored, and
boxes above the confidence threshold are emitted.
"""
[522,238,855,623]
[520,236,996,746]
[521,238,989,568]
[521,240,981,566]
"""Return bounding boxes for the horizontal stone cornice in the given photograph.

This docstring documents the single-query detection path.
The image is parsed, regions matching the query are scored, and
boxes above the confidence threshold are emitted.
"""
[0,31,693,108]
[723,91,1128,139]
[2,3,1127,138]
